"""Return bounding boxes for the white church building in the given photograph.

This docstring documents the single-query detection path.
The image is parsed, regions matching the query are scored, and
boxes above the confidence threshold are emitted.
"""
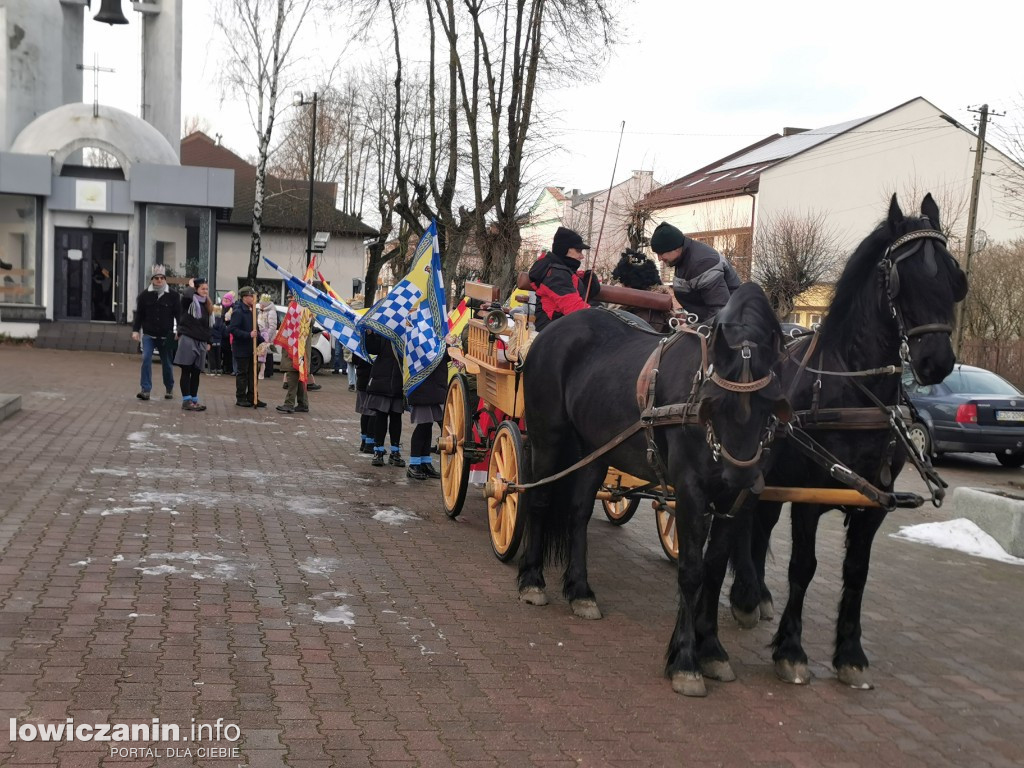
[0,0,233,350]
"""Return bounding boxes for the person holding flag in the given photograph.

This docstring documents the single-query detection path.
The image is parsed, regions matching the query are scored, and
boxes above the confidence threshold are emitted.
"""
[228,287,266,408]
[364,329,406,467]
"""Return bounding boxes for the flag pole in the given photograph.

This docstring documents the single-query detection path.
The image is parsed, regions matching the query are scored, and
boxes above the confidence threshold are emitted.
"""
[252,298,260,406]
[582,120,625,301]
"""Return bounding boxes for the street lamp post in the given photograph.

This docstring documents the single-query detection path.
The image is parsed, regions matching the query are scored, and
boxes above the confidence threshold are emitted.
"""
[294,91,318,267]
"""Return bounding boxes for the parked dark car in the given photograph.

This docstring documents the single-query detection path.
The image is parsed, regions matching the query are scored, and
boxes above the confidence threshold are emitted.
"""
[904,364,1024,467]
[780,322,812,340]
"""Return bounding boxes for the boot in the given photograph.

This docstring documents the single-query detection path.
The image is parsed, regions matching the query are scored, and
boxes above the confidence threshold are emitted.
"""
[371,451,385,467]
[406,465,427,480]
[388,451,406,468]
[420,462,441,479]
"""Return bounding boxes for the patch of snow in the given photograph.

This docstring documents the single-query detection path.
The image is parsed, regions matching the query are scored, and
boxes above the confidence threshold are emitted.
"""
[373,508,419,526]
[299,557,342,575]
[313,605,356,624]
[112,555,124,563]
[135,564,182,576]
[892,518,1024,565]
[71,558,91,567]
[98,506,153,516]
[286,498,330,516]
[90,469,129,477]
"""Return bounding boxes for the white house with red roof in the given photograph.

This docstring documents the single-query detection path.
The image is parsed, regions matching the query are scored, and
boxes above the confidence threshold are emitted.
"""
[642,97,1023,287]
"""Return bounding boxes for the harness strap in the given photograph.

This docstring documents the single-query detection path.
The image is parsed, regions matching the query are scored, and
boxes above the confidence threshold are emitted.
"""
[785,330,821,402]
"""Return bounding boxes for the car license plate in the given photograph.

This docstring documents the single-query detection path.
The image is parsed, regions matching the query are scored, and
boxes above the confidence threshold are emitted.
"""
[995,411,1024,422]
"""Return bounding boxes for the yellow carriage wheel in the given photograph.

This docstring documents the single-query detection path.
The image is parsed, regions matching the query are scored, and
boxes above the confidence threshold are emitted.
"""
[486,421,525,562]
[602,496,641,526]
[440,374,472,519]
[655,501,679,562]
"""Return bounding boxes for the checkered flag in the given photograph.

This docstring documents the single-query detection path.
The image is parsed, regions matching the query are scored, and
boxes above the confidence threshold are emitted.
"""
[263,258,365,358]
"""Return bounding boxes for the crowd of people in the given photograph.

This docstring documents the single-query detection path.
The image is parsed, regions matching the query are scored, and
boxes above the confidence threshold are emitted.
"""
[128,221,733,479]
[128,265,445,481]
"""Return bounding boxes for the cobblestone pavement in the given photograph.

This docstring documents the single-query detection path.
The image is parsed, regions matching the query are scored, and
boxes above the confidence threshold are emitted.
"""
[1,346,1023,768]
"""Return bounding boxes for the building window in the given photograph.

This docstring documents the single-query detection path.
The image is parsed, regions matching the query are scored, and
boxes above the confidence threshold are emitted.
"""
[144,205,212,287]
[0,194,39,306]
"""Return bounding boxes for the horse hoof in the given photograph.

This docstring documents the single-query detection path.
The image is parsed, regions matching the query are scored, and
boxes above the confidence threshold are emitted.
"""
[837,665,874,690]
[758,598,774,621]
[519,586,548,606]
[570,598,602,620]
[670,672,707,697]
[700,659,736,682]
[774,660,811,685]
[730,604,759,629]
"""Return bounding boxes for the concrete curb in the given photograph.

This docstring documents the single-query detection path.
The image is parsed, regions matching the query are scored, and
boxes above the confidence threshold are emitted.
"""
[953,486,1024,557]
[0,393,21,424]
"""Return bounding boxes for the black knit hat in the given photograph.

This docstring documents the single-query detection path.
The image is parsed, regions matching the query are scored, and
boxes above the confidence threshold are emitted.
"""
[650,222,685,254]
[551,226,589,257]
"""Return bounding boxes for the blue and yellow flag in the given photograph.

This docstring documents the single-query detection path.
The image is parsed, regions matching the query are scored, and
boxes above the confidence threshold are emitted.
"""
[362,221,449,394]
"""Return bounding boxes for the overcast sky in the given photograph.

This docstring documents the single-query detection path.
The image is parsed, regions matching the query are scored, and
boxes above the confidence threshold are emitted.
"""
[84,0,1023,197]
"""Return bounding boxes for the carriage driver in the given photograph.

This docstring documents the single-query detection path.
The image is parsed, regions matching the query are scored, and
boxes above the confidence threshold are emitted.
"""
[528,226,600,331]
[650,222,741,322]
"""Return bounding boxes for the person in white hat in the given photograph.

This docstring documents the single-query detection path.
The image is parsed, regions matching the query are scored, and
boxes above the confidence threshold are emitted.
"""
[130,264,180,401]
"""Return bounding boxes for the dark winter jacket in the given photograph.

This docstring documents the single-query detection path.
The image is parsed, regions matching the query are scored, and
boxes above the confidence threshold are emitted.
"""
[132,287,181,337]
[528,252,599,331]
[365,332,403,397]
[210,315,226,345]
[670,238,741,321]
[353,354,372,392]
[227,302,256,358]
[177,289,212,343]
[406,352,448,406]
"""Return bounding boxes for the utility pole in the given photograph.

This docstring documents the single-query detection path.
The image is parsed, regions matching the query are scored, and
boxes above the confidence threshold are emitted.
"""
[954,104,990,356]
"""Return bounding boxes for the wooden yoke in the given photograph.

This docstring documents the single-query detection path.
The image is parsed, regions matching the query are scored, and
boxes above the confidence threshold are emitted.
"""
[516,271,672,312]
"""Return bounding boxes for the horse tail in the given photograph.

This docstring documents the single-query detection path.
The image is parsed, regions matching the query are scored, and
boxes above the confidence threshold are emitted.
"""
[522,477,574,567]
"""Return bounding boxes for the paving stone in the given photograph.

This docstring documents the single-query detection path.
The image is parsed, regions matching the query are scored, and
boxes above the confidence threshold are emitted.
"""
[1,346,1023,767]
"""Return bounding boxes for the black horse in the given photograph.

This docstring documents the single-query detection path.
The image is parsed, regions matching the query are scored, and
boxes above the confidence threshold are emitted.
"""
[517,283,791,697]
[728,194,968,689]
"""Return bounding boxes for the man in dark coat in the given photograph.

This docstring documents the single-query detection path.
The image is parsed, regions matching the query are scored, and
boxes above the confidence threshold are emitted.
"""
[650,222,741,321]
[130,264,181,400]
[528,226,600,331]
[228,286,266,408]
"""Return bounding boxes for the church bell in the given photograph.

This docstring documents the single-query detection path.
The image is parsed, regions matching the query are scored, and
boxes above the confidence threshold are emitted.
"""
[93,0,130,26]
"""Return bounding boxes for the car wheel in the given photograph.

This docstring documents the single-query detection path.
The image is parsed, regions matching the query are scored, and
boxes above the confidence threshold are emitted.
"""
[996,451,1024,468]
[310,349,324,375]
[908,422,931,458]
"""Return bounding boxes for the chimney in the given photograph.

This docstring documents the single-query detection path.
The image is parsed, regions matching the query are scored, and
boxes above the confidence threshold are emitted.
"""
[783,127,809,137]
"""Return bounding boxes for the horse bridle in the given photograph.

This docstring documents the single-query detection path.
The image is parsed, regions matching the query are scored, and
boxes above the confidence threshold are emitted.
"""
[700,328,779,469]
[881,229,955,355]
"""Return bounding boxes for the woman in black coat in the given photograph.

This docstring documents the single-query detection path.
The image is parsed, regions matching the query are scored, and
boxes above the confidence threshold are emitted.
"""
[363,330,405,467]
[172,277,213,411]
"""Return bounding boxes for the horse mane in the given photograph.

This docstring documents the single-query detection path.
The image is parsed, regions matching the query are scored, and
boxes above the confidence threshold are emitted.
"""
[819,210,929,352]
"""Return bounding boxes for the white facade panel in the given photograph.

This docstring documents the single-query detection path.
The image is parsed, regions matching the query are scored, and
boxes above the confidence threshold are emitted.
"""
[757,99,1023,255]
[215,229,366,301]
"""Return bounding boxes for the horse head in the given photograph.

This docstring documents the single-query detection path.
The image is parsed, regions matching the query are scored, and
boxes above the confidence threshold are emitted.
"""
[880,193,968,384]
[696,283,793,489]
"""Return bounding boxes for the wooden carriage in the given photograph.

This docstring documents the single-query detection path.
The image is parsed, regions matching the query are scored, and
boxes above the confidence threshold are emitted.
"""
[438,278,685,561]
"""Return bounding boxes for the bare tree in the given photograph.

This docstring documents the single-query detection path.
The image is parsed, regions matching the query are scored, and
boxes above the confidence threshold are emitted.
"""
[215,0,322,283]
[751,210,845,320]
[183,114,212,137]
[270,76,373,218]
[990,96,1024,221]
[355,0,618,299]
[960,238,1024,342]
